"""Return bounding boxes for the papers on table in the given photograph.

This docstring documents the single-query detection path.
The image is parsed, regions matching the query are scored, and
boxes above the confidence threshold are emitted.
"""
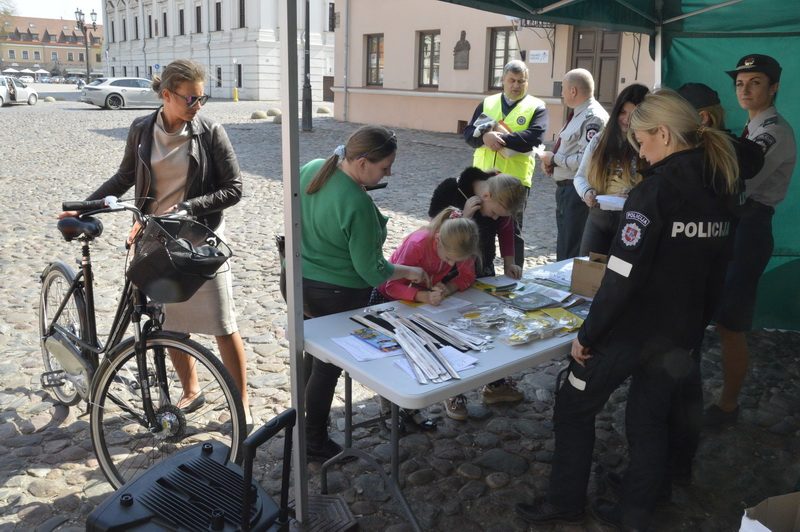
[529,261,574,288]
[596,194,626,211]
[394,346,478,381]
[417,295,470,314]
[332,335,402,362]
[475,275,519,290]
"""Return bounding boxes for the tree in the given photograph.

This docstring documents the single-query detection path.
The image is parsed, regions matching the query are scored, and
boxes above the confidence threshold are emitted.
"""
[0,0,15,39]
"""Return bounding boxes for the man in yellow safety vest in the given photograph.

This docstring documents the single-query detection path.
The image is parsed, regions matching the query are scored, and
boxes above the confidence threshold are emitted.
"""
[464,59,548,268]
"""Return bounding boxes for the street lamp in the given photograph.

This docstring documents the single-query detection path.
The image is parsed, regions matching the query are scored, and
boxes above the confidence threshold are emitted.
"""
[75,8,97,82]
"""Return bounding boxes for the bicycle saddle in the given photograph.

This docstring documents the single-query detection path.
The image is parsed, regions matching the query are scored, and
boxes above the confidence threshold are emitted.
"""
[58,216,104,241]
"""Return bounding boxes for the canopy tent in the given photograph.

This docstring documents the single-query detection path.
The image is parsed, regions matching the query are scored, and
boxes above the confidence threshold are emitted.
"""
[1,68,19,73]
[277,0,800,526]
[439,0,800,330]
[35,69,50,74]
[19,68,34,73]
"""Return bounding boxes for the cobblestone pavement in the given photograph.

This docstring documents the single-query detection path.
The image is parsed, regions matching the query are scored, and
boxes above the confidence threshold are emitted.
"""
[1,99,799,531]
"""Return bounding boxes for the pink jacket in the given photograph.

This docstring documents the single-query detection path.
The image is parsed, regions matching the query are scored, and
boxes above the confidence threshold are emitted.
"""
[378,229,476,301]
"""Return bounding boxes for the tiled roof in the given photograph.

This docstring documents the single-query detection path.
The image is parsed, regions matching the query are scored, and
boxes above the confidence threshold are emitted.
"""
[1,15,103,43]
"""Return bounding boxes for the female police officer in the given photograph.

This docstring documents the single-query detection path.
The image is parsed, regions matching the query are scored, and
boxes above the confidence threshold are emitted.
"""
[515,90,740,529]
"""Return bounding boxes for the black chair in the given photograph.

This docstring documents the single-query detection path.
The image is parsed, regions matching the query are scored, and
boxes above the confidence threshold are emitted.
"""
[87,409,296,531]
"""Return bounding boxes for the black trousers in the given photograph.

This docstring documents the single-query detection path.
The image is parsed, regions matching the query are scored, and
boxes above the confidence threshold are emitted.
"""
[513,185,532,268]
[579,208,622,257]
[302,278,372,443]
[548,341,702,529]
[555,184,589,261]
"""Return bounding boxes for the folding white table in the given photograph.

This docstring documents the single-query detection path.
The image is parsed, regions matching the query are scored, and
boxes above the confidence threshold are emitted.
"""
[302,264,577,530]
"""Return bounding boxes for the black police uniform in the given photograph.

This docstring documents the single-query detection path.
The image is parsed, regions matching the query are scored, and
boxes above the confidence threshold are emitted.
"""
[548,147,735,528]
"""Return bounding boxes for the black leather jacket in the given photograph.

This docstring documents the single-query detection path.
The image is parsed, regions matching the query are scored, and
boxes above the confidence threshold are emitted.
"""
[87,108,242,229]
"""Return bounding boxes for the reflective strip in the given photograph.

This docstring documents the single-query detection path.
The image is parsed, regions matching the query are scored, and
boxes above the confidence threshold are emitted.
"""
[568,371,586,391]
[608,255,633,278]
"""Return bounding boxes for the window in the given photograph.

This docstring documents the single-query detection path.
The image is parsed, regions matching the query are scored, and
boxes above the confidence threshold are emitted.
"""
[215,2,222,31]
[51,51,58,61]
[67,52,74,61]
[328,3,335,31]
[96,53,101,62]
[179,10,185,35]
[79,52,84,62]
[148,15,153,38]
[418,31,440,87]
[236,63,242,88]
[238,0,245,28]
[134,16,139,39]
[489,28,520,90]
[155,19,159,37]
[111,66,115,76]
[365,34,384,86]
[8,50,14,59]
[148,65,153,78]
[122,18,127,40]
[34,51,41,60]
[111,21,115,42]
[216,66,222,87]
[195,5,202,33]
[22,50,29,60]
[135,65,139,77]
[162,13,168,37]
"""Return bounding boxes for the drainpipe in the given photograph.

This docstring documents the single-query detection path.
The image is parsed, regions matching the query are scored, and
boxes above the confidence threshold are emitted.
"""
[207,0,212,96]
[141,3,147,77]
[343,0,350,121]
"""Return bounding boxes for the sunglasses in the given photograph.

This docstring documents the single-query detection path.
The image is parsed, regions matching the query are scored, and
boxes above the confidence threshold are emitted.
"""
[173,92,210,107]
[357,131,397,159]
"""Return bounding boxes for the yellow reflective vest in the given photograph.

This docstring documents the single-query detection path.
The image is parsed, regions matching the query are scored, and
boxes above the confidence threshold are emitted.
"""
[472,93,543,187]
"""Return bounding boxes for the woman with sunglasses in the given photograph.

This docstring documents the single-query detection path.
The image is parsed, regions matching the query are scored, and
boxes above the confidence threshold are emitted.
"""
[300,125,429,460]
[68,59,253,428]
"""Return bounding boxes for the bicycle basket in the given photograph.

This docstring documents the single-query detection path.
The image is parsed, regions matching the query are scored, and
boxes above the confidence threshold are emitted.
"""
[126,217,232,304]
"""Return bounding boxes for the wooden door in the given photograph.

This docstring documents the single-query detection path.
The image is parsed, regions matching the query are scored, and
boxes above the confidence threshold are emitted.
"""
[571,28,620,110]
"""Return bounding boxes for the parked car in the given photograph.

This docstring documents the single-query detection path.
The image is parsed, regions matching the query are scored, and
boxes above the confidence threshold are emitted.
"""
[79,77,159,110]
[0,75,38,106]
[18,75,35,84]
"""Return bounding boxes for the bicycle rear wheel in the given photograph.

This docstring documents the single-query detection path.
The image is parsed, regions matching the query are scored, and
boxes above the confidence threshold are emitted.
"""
[90,332,246,489]
[39,261,87,406]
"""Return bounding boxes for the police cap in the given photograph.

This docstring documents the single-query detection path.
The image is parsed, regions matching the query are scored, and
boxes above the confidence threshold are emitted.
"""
[677,83,720,110]
[726,54,782,83]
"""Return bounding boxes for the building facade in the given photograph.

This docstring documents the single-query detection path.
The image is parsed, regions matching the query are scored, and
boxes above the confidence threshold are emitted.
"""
[103,0,336,101]
[333,0,656,139]
[0,16,104,78]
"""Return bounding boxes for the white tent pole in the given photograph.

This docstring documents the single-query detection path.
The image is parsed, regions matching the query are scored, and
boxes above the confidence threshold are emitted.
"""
[279,0,309,523]
[654,24,662,89]
[663,0,743,25]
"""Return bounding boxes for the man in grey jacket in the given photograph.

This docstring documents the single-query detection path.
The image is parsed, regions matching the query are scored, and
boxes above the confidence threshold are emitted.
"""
[540,69,609,260]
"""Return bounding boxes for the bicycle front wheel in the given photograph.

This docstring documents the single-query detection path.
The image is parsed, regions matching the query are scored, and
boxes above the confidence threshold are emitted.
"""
[90,332,246,488]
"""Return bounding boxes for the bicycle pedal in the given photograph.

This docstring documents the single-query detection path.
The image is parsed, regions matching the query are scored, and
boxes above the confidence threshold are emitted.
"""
[41,370,67,388]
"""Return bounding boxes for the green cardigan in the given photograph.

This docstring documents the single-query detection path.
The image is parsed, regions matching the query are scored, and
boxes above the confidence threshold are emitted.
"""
[300,159,395,288]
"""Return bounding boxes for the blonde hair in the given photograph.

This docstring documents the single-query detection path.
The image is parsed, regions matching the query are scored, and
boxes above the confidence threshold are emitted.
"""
[152,59,206,97]
[485,174,526,216]
[428,207,480,263]
[307,125,396,194]
[627,89,739,194]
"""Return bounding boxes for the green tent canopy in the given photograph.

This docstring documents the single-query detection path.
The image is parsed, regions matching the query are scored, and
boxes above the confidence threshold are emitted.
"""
[441,0,800,330]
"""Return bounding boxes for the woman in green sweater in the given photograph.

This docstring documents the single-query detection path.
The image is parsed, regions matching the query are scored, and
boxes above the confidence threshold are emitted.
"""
[301,125,429,460]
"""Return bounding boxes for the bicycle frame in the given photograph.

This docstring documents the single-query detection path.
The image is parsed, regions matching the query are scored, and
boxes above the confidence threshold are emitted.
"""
[44,233,173,432]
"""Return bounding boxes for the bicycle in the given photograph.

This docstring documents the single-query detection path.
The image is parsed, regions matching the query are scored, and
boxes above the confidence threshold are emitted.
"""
[39,195,246,489]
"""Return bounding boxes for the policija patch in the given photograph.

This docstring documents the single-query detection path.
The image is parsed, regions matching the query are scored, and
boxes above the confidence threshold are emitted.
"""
[516,116,527,126]
[620,222,644,248]
[753,132,776,154]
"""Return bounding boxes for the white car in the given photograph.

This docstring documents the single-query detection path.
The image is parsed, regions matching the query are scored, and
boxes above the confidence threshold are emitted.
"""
[18,75,35,83]
[0,75,38,106]
[80,77,161,110]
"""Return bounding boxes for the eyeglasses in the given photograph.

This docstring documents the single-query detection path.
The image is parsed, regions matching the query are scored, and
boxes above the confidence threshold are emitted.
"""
[173,92,210,107]
[356,131,397,159]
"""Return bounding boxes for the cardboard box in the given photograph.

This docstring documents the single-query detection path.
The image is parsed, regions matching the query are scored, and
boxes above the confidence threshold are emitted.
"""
[570,253,608,298]
[740,491,800,531]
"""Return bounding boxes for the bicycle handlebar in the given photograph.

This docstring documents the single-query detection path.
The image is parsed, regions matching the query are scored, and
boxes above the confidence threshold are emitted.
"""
[63,198,110,212]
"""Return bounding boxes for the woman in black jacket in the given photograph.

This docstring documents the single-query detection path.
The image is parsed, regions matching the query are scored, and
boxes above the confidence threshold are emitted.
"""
[64,59,251,427]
